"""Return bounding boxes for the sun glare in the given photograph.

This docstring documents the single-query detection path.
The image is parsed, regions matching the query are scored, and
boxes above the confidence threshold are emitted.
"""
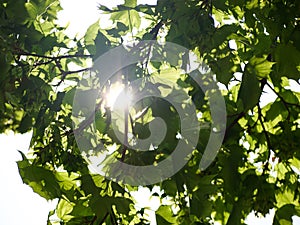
[105,82,133,110]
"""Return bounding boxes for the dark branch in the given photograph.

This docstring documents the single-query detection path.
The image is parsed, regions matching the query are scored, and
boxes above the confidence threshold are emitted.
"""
[14,50,93,60]
[54,67,92,86]
[149,20,164,40]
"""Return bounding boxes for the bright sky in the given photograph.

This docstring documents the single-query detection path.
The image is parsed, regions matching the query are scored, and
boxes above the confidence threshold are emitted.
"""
[0,1,299,225]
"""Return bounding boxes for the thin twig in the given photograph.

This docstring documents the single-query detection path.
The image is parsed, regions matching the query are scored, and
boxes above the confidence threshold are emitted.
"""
[266,82,300,109]
[54,67,92,86]
[98,212,109,224]
[65,100,103,137]
[89,215,97,225]
[257,103,272,174]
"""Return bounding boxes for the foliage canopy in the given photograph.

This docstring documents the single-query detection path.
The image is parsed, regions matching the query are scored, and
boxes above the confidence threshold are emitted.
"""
[1,0,300,224]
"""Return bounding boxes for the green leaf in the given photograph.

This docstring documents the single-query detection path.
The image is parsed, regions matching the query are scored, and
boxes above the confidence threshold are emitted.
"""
[39,35,61,52]
[111,9,141,29]
[134,122,151,139]
[156,205,176,224]
[275,43,300,79]
[3,1,300,224]
[56,199,74,221]
[238,69,261,111]
[63,87,76,106]
[55,172,78,191]
[95,111,107,133]
[190,194,212,218]
[25,2,38,19]
[212,24,239,48]
[156,214,173,225]
[289,157,300,170]
[273,204,299,225]
[70,199,94,217]
[111,197,132,214]
[248,56,275,78]
[0,55,10,78]
[275,187,298,208]
[18,114,33,133]
[93,31,111,58]
[51,92,65,112]
[124,0,137,8]
[17,158,61,200]
[280,90,299,105]
[221,145,243,195]
[84,20,100,46]
[213,55,237,85]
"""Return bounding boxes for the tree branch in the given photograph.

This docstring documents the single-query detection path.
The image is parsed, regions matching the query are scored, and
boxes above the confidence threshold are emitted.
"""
[149,20,164,40]
[14,50,93,60]
[54,67,92,86]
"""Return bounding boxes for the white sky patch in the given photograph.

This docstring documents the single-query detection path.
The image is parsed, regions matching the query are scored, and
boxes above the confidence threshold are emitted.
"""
[131,186,160,225]
[287,79,300,92]
[138,0,157,5]
[0,132,57,225]
[245,209,276,225]
[260,81,278,107]
[57,0,100,38]
[228,39,237,50]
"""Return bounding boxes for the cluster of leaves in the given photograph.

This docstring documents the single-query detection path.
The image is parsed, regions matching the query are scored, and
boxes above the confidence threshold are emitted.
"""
[1,0,300,224]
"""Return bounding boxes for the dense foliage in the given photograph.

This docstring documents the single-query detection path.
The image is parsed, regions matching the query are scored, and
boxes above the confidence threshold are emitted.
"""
[1,0,300,224]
